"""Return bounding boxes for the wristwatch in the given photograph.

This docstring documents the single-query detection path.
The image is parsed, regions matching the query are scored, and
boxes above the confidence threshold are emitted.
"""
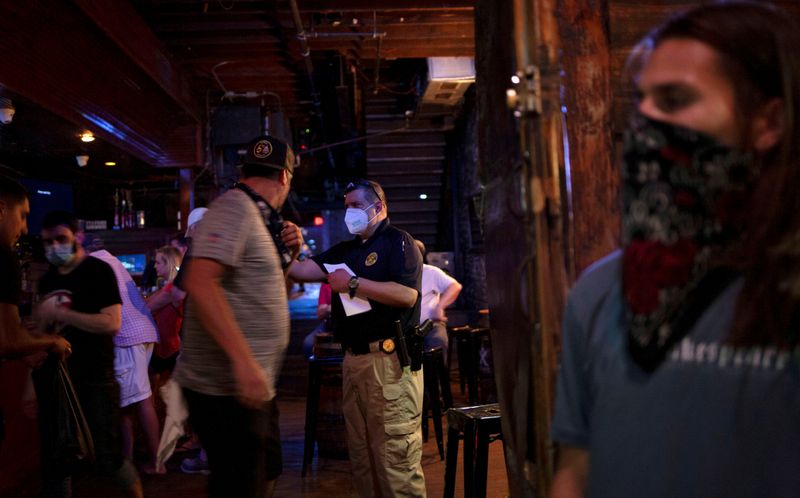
[348,276,359,298]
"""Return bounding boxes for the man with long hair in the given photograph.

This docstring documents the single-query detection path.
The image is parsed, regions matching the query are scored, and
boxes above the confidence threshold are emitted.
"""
[550,3,800,497]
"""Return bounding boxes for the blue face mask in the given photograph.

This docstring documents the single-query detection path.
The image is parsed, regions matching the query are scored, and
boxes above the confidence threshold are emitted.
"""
[45,243,76,267]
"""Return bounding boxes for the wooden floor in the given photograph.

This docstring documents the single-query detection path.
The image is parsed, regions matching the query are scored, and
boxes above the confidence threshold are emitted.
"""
[23,350,510,498]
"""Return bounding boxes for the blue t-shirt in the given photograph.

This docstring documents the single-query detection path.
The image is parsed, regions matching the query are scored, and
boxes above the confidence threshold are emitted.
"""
[552,251,800,497]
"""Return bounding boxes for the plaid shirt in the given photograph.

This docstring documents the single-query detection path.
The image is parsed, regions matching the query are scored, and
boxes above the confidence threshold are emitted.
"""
[90,250,159,347]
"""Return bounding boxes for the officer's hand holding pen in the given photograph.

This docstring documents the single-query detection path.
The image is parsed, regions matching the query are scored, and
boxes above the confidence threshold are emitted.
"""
[281,221,303,260]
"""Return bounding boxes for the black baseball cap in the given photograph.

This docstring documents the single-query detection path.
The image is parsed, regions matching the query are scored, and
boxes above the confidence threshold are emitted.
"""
[240,135,296,174]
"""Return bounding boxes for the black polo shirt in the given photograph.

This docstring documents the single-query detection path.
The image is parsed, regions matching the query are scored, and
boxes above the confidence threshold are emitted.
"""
[311,219,421,349]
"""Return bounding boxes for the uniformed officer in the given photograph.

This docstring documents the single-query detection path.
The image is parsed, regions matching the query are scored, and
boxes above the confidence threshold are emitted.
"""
[289,179,426,497]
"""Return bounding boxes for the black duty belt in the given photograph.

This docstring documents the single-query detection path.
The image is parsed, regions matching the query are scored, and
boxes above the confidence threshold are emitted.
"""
[347,339,396,356]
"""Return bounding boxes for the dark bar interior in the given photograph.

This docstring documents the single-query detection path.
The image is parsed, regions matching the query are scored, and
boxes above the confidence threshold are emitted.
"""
[2,1,800,497]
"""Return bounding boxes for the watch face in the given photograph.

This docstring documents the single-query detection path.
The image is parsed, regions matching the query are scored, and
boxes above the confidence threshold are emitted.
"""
[348,276,358,289]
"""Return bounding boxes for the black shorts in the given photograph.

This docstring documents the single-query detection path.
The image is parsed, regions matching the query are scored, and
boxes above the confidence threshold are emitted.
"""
[183,388,282,497]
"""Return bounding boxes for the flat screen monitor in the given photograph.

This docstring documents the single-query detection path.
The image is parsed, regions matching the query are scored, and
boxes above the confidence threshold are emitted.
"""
[116,254,147,276]
[18,179,74,235]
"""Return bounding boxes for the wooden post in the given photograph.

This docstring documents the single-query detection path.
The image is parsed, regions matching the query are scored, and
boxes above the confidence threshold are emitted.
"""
[558,0,618,275]
[510,0,572,493]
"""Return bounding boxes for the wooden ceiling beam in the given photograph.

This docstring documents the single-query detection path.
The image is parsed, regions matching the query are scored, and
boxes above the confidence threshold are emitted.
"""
[73,0,203,122]
[0,1,200,167]
[308,39,475,51]
[162,32,285,46]
[283,0,475,13]
[359,46,475,58]
[152,17,274,32]
[301,24,473,40]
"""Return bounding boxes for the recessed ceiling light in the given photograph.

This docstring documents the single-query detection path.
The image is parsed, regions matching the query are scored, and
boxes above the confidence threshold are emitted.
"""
[104,161,116,166]
[80,131,95,142]
[419,194,428,200]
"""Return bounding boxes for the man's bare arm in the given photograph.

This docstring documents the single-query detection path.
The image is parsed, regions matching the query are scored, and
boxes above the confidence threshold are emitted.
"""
[288,259,327,283]
[52,304,122,335]
[183,257,271,408]
[328,269,418,308]
[550,445,589,498]
[0,303,71,359]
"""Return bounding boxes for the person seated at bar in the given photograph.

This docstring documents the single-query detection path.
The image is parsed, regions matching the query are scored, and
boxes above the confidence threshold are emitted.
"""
[550,3,800,497]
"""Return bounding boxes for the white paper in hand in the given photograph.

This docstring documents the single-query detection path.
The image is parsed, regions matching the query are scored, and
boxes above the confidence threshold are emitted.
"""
[323,263,372,316]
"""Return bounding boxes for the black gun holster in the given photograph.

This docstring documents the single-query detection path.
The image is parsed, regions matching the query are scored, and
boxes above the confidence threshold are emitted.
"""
[394,319,432,372]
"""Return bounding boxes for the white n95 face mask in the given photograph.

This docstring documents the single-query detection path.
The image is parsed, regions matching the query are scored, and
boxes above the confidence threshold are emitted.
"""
[344,203,377,235]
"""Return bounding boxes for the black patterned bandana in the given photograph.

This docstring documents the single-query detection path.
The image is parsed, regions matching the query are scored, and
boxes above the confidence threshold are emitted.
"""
[622,113,755,371]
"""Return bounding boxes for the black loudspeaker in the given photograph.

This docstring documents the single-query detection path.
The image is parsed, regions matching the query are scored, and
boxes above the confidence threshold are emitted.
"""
[212,105,263,146]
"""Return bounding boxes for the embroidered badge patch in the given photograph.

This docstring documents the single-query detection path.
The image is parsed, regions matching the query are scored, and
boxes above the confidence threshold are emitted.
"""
[253,139,273,159]
[365,252,378,266]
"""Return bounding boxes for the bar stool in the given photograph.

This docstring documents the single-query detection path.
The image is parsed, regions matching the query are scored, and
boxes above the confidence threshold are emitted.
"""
[443,403,502,498]
[447,325,470,395]
[448,326,492,404]
[302,355,346,477]
[421,346,454,460]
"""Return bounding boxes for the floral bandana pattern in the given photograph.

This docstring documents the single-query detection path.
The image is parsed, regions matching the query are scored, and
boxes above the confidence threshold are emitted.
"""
[622,113,755,371]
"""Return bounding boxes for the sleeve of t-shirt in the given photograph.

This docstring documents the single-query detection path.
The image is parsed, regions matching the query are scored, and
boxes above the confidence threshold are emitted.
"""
[190,193,251,268]
[389,232,421,290]
[0,248,20,305]
[429,265,458,293]
[550,294,591,448]
[92,259,123,309]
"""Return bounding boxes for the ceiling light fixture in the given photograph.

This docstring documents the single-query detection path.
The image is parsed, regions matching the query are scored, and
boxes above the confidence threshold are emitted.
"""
[0,97,15,125]
[80,131,95,142]
[104,161,116,166]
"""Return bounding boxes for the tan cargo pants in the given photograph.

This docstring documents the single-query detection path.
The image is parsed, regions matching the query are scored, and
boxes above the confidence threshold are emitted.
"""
[342,349,427,497]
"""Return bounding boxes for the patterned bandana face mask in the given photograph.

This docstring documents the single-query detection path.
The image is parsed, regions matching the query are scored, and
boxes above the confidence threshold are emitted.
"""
[621,112,756,371]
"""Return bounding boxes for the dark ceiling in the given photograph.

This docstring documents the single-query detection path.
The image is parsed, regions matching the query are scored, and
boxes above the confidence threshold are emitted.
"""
[0,0,475,188]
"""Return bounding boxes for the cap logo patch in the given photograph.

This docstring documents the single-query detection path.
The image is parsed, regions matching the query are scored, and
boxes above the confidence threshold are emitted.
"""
[365,252,378,266]
[253,140,273,159]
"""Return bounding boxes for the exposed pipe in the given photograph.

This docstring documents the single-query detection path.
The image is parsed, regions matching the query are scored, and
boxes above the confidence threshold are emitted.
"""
[301,31,386,39]
[289,0,335,168]
[289,0,319,101]
[298,124,408,156]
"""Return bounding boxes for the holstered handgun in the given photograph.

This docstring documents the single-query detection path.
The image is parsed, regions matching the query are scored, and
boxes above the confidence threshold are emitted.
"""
[393,320,412,370]
[394,319,433,372]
